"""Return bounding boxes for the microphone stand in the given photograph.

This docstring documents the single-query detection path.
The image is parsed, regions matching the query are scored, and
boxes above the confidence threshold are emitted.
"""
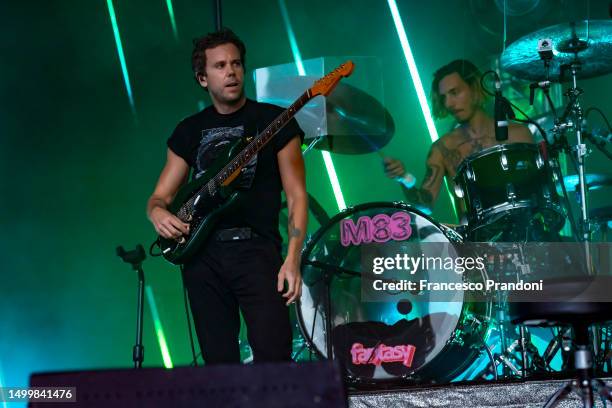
[117,244,147,368]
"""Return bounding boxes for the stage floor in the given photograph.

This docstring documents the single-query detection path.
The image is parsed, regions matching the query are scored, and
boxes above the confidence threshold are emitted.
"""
[349,376,612,407]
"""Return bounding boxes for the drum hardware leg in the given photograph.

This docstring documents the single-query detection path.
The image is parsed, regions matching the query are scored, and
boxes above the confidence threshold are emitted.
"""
[497,353,522,376]
[591,326,600,367]
[478,333,499,381]
[543,381,574,408]
[485,309,543,378]
[519,325,529,378]
[476,335,523,379]
[323,268,334,359]
[543,327,572,372]
[543,368,612,408]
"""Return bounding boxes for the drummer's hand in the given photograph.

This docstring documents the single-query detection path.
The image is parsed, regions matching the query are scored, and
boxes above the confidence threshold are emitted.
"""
[277,259,302,306]
[383,157,406,178]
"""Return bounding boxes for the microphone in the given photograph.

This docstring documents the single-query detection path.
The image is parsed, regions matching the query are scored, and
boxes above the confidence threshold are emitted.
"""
[529,80,551,105]
[494,77,509,141]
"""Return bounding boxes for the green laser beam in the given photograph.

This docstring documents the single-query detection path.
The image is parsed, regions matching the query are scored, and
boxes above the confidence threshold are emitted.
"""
[105,0,136,116]
[321,151,347,210]
[278,0,305,77]
[145,286,173,368]
[278,0,346,211]
[165,0,179,41]
[387,0,458,219]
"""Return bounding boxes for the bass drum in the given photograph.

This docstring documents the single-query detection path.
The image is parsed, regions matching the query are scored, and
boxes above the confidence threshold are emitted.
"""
[296,202,490,385]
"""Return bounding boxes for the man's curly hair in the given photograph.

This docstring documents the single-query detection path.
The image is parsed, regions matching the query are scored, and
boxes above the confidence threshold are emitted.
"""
[191,28,246,82]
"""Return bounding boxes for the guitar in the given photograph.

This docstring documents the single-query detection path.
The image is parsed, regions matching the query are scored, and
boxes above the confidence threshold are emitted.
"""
[158,61,355,264]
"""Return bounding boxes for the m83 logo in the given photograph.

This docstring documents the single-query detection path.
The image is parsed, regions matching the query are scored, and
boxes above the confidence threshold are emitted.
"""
[340,211,412,246]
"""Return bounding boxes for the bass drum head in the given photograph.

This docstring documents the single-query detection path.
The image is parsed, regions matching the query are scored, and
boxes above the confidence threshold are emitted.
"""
[297,202,489,385]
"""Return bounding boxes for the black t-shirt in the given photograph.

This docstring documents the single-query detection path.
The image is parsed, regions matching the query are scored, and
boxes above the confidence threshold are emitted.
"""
[167,98,304,250]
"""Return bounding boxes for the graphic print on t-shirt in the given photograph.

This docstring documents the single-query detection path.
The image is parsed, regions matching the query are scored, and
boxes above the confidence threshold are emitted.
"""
[195,125,257,189]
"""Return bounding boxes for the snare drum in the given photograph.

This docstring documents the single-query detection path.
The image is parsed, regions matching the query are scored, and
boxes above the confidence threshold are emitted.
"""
[454,143,564,233]
[296,202,490,385]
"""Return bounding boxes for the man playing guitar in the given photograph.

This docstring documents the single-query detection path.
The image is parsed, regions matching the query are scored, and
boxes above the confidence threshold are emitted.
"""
[147,29,307,364]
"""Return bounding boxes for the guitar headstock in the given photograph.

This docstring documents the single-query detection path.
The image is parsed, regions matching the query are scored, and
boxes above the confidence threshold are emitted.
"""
[310,61,355,97]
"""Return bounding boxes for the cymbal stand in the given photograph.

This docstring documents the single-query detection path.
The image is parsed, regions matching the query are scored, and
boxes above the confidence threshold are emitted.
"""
[551,60,595,275]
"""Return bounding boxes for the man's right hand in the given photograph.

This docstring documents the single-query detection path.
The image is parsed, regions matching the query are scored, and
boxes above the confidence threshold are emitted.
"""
[149,207,190,239]
[383,157,406,178]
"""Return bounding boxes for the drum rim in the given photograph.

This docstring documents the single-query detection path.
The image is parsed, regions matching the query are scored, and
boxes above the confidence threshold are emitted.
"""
[296,201,490,383]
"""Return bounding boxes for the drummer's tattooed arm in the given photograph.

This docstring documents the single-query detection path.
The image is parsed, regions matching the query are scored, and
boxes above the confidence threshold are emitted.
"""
[401,146,445,210]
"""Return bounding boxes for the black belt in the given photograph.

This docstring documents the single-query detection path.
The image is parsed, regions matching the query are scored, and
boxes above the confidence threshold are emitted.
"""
[213,227,259,242]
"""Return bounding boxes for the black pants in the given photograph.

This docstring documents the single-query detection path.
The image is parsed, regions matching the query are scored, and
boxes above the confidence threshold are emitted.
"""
[182,237,292,364]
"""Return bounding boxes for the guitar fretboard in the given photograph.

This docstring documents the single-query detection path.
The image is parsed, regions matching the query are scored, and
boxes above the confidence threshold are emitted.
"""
[208,90,311,188]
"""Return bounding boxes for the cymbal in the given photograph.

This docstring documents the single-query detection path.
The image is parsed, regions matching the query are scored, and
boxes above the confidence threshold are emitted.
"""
[561,173,612,192]
[501,20,612,82]
[259,78,394,154]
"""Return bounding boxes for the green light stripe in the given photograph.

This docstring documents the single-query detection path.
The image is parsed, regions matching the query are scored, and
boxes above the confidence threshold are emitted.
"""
[278,0,346,211]
[105,0,136,115]
[165,0,179,41]
[278,0,305,76]
[145,286,173,368]
[387,0,458,218]
[321,151,347,210]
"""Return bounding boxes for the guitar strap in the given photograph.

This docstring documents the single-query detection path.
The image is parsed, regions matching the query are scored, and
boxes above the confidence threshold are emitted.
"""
[233,100,263,190]
[242,99,261,143]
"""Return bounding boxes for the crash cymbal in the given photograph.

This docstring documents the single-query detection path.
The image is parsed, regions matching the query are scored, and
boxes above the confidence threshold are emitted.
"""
[501,20,612,82]
[561,173,612,192]
[259,78,394,154]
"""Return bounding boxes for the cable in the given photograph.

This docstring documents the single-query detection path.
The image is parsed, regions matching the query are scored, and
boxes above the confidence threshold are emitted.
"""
[480,334,499,381]
[180,265,199,366]
[480,70,498,97]
[584,106,612,160]
[149,238,162,257]
[585,107,612,132]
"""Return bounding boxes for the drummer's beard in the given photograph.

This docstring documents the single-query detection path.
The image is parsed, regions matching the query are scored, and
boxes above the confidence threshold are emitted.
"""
[453,104,482,125]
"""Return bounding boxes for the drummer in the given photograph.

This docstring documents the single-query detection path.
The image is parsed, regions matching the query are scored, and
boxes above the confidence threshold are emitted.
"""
[384,59,533,218]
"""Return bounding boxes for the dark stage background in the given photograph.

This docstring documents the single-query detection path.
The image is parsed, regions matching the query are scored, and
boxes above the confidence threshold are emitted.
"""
[1,0,611,395]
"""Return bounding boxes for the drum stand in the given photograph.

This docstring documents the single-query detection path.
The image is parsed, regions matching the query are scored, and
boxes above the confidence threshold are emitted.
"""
[549,60,594,264]
[480,286,547,379]
[473,233,548,379]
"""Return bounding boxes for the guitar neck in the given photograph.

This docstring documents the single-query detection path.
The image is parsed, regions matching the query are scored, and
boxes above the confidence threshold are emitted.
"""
[211,91,311,186]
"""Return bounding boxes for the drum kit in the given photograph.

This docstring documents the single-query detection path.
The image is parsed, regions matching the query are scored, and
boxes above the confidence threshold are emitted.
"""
[246,20,612,386]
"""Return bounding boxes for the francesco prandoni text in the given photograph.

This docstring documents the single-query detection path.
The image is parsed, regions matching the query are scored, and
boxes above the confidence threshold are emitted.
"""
[371,254,544,292]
